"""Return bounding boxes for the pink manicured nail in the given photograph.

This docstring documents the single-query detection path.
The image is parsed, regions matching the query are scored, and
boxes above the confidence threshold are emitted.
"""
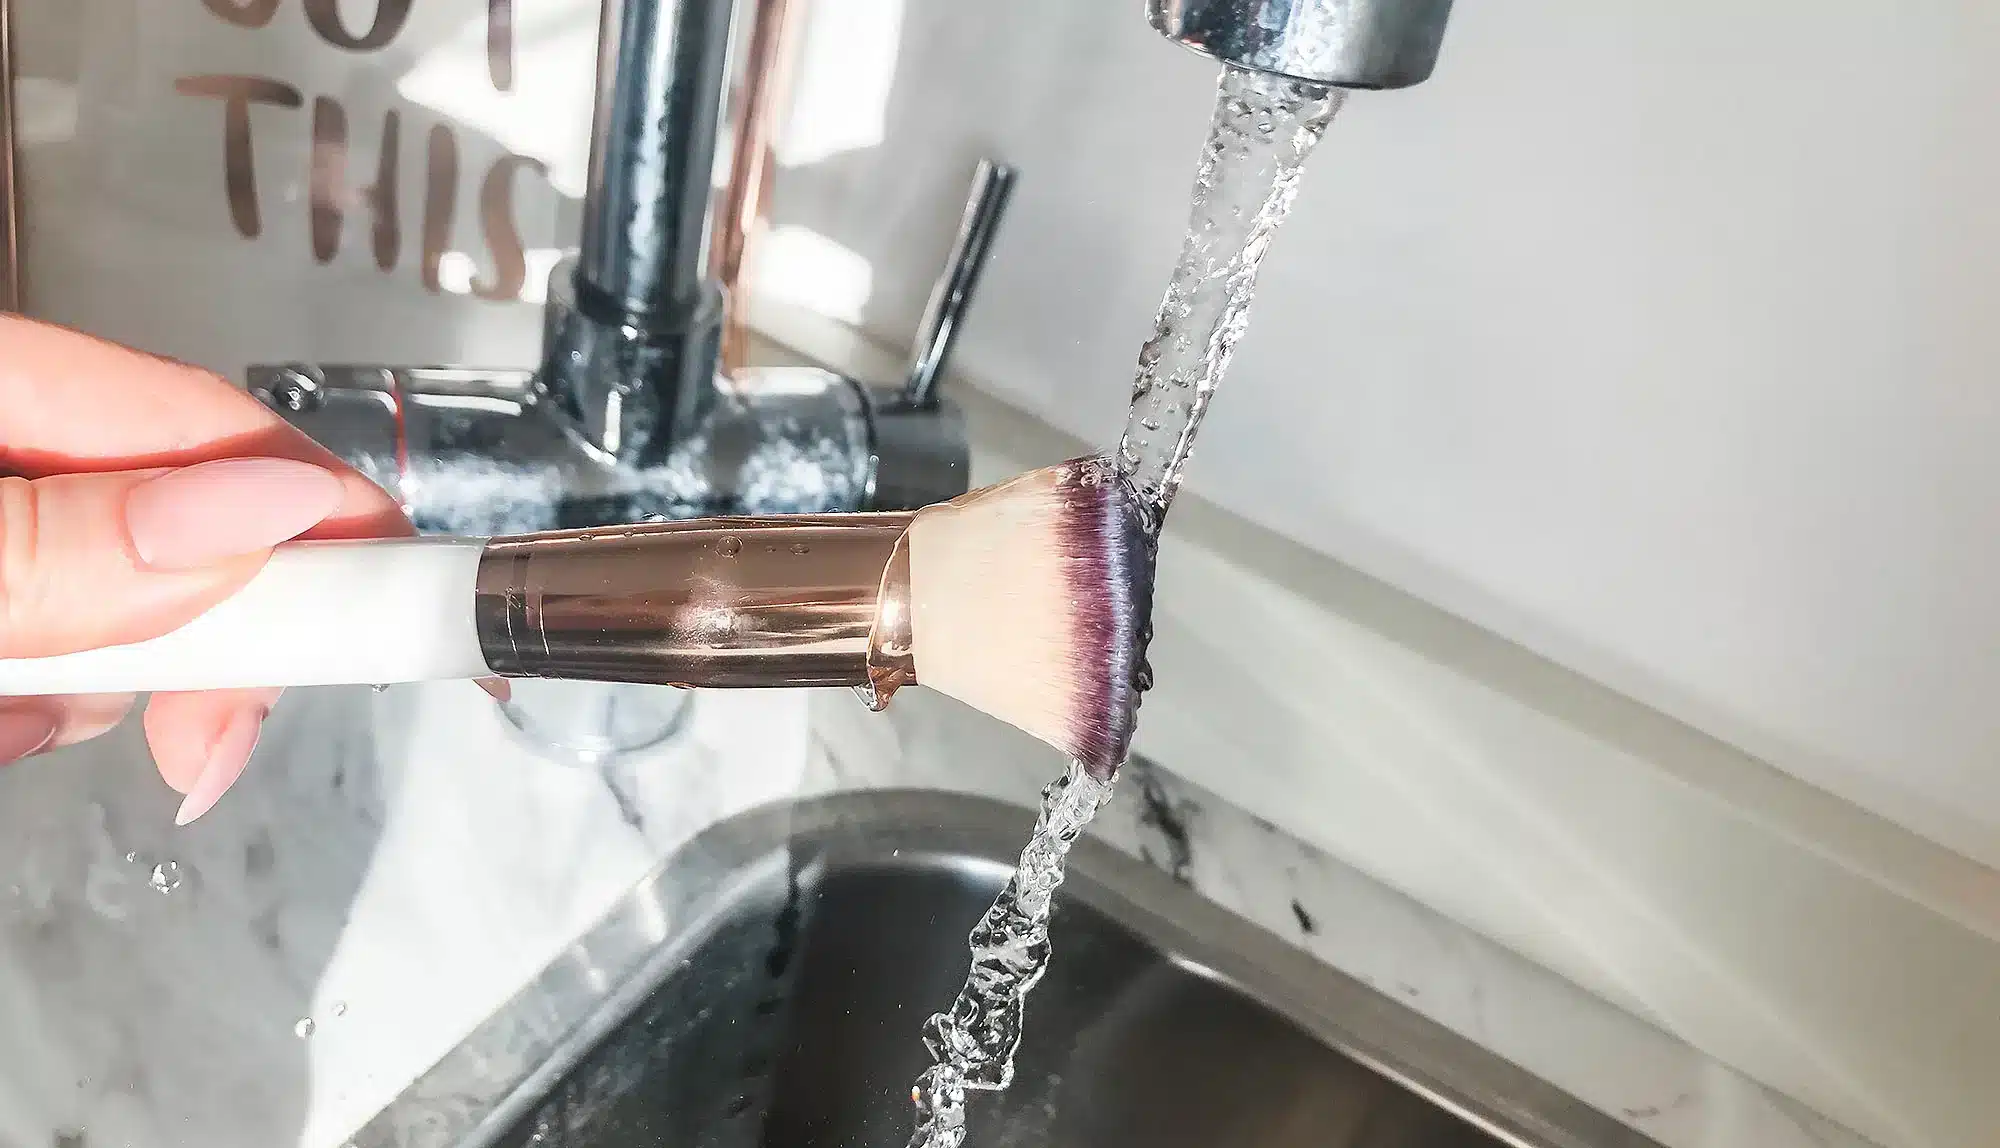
[175,706,265,826]
[0,709,57,765]
[127,458,343,570]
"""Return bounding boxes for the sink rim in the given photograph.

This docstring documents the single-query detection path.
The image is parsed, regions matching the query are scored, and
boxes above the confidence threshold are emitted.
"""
[345,787,1661,1148]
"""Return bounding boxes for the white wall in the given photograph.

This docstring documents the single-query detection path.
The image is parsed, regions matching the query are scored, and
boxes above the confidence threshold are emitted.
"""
[762,0,2000,870]
[759,297,2000,1148]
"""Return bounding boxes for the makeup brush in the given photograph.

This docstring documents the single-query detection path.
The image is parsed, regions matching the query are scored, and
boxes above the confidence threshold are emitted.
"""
[0,455,1153,774]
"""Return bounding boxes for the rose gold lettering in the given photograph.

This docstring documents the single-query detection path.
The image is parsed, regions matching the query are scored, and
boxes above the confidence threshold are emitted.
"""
[420,124,460,294]
[488,0,515,92]
[309,99,403,270]
[309,97,346,263]
[303,0,412,52]
[174,75,305,239]
[200,0,280,28]
[473,154,547,301]
[369,111,402,271]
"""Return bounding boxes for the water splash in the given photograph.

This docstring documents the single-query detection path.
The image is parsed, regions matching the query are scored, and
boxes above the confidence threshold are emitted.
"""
[904,65,1343,1148]
[1118,69,1345,528]
[147,861,182,895]
[403,383,874,535]
[906,763,1115,1148]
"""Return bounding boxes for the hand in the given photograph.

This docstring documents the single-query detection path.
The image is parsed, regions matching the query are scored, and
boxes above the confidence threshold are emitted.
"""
[0,315,409,823]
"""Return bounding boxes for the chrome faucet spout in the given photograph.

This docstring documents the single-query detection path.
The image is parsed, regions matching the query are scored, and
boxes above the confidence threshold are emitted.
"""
[577,0,733,320]
[1147,0,1455,90]
[539,0,735,465]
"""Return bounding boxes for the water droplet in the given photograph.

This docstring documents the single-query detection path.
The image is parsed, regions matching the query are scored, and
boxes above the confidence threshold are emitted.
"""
[331,1001,347,1018]
[577,532,595,542]
[148,861,182,894]
[718,536,742,557]
[789,542,810,555]
[294,1017,316,1039]
[124,852,138,864]
[372,683,391,693]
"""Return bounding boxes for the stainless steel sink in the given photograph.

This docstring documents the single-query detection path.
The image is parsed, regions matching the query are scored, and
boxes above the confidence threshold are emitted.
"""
[351,791,1658,1148]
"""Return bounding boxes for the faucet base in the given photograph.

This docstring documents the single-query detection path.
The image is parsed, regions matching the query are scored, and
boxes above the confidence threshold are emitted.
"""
[250,360,966,533]
[539,254,724,466]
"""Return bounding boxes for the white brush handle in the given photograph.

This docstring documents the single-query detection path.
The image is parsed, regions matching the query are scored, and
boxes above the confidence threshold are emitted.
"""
[0,537,491,696]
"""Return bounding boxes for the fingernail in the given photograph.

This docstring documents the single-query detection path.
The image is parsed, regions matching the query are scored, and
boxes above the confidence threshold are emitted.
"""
[476,677,512,703]
[175,706,264,826]
[128,458,343,570]
[0,708,57,765]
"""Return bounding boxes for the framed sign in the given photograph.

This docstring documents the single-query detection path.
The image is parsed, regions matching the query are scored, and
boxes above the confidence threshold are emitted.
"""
[0,0,597,379]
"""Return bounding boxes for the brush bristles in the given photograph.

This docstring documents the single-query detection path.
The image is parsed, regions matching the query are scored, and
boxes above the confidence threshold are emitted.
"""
[906,455,1152,775]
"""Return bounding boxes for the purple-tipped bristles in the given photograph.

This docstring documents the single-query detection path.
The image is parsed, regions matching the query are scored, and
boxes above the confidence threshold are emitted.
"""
[1054,455,1156,779]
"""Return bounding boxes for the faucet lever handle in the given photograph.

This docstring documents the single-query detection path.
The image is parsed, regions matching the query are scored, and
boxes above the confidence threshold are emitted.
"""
[902,158,1017,409]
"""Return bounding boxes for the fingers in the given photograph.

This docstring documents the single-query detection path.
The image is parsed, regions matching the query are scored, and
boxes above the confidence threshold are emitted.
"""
[0,317,417,823]
[0,693,137,766]
[0,704,56,764]
[144,688,280,824]
[0,459,342,658]
[0,314,408,542]
[0,685,280,827]
[0,689,270,830]
[46,692,138,748]
[0,459,333,824]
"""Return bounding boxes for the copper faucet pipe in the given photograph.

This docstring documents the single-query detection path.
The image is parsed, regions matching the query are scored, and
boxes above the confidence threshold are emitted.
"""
[713,0,805,376]
[0,0,23,313]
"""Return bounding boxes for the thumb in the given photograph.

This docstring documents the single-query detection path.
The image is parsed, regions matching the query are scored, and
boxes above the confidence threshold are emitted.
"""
[0,458,344,659]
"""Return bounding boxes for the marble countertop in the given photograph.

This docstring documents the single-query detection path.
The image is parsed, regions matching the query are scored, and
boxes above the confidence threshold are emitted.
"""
[0,679,1866,1148]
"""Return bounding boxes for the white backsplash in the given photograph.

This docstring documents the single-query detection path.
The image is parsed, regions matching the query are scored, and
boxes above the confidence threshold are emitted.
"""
[761,300,2000,1148]
[758,0,2000,873]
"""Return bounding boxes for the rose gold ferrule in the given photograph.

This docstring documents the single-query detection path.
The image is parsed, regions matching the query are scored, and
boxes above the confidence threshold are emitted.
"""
[858,532,916,710]
[474,514,917,689]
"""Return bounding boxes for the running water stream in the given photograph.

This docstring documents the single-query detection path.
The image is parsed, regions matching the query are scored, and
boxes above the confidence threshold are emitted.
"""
[904,67,1347,1148]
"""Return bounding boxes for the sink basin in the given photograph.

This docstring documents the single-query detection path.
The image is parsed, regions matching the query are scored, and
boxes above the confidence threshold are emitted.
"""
[352,791,1657,1148]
